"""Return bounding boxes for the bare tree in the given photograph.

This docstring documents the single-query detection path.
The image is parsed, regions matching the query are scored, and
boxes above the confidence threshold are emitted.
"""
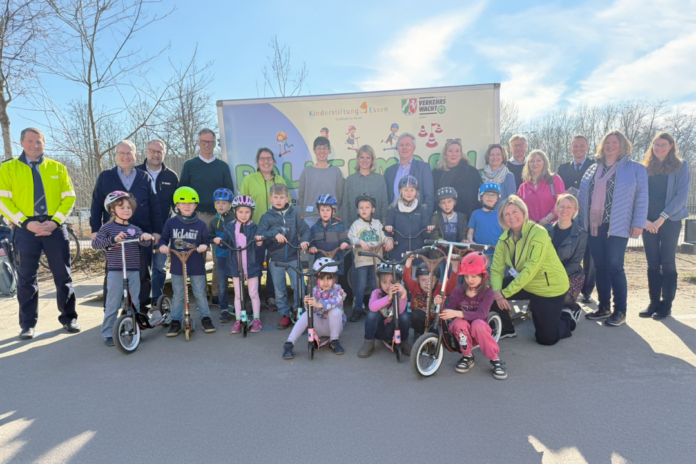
[261,35,308,97]
[499,99,522,145]
[0,0,51,159]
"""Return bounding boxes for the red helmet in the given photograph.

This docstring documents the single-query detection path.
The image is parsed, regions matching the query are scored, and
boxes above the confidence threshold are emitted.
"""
[457,252,489,280]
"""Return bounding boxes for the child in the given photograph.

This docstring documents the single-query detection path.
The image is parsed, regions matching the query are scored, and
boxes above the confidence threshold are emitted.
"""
[283,257,347,359]
[256,183,311,330]
[428,186,469,275]
[403,255,458,341]
[385,175,431,268]
[308,194,351,274]
[158,187,215,336]
[209,188,235,323]
[442,252,506,380]
[467,183,504,257]
[358,263,411,358]
[220,195,265,334]
[347,193,394,322]
[93,191,152,346]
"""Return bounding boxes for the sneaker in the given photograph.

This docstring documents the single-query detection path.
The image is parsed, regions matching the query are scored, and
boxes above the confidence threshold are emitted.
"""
[283,342,294,359]
[358,339,375,358]
[562,308,581,331]
[251,319,262,333]
[231,321,242,334]
[604,311,626,327]
[639,304,659,318]
[585,307,612,320]
[490,359,507,380]
[581,294,593,304]
[401,340,411,356]
[329,340,345,355]
[277,315,292,330]
[104,337,115,347]
[349,308,363,322]
[19,327,35,340]
[201,317,216,333]
[211,296,219,306]
[455,355,475,373]
[499,330,517,340]
[219,310,230,323]
[167,321,182,337]
[267,298,278,312]
[63,319,81,333]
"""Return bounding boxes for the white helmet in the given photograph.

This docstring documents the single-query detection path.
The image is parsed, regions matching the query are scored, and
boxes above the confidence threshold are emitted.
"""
[313,257,338,274]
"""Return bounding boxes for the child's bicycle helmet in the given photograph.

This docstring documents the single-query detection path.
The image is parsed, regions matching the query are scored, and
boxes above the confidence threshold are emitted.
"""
[104,191,133,212]
[173,187,199,204]
[213,188,234,202]
[478,182,501,198]
[355,193,376,208]
[415,262,440,279]
[313,257,338,274]
[316,194,338,210]
[398,175,419,190]
[376,263,403,280]
[436,186,458,202]
[231,195,256,211]
[458,252,489,279]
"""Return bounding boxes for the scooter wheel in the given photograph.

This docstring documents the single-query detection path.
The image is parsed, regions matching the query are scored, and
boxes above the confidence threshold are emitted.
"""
[396,346,402,363]
[156,295,172,326]
[243,324,247,338]
[185,327,191,342]
[410,332,444,378]
[113,314,140,355]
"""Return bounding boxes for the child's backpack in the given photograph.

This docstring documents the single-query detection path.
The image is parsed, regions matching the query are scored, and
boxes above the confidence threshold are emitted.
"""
[0,225,17,297]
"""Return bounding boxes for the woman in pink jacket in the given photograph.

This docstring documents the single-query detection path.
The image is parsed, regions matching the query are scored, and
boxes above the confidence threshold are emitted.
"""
[517,150,566,226]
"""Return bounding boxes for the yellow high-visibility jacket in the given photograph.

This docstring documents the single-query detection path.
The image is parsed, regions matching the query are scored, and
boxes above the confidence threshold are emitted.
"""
[0,154,76,226]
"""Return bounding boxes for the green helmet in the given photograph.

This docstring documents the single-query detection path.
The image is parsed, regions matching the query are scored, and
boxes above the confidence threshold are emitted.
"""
[173,186,199,204]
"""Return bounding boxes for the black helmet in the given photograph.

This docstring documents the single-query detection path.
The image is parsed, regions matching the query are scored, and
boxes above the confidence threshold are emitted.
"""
[436,186,458,202]
[355,193,376,208]
[415,262,440,279]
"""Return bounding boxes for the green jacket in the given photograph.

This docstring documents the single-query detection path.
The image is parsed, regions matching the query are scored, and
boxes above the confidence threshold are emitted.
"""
[491,221,569,298]
[239,171,287,226]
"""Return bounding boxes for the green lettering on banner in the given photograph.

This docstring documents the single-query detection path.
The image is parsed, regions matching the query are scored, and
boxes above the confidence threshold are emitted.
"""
[282,163,300,189]
[235,164,255,189]
[374,157,398,175]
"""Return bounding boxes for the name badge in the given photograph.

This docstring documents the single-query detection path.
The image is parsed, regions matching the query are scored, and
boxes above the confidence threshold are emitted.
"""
[509,268,520,278]
[306,206,314,213]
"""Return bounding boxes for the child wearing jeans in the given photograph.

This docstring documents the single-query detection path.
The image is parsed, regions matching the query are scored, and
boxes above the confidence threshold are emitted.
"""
[159,187,215,336]
[442,252,507,380]
[283,257,347,359]
[348,193,394,322]
[220,195,266,334]
[93,191,152,346]
[209,188,235,323]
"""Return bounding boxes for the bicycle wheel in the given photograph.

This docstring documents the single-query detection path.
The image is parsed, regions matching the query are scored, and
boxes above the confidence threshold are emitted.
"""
[39,227,81,270]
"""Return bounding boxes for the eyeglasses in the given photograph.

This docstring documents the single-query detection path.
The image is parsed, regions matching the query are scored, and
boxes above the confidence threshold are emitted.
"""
[147,149,164,155]
[258,156,274,162]
[199,140,216,146]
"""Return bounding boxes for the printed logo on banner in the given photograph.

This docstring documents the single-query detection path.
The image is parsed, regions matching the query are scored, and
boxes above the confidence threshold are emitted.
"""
[401,98,417,116]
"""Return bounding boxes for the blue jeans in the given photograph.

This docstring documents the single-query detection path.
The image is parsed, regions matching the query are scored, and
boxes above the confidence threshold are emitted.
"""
[269,259,302,317]
[364,309,412,341]
[352,265,375,311]
[216,257,233,311]
[588,223,629,313]
[102,270,140,339]
[171,274,211,322]
[151,252,167,301]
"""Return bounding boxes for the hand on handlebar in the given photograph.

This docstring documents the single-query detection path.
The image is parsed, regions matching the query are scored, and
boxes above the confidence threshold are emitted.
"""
[114,232,128,243]
[405,255,414,268]
[340,242,350,250]
[440,309,461,320]
[275,233,287,244]
[197,244,208,253]
[358,240,370,251]
[300,241,310,252]
[383,238,394,252]
[384,225,393,233]
[159,245,169,254]
[308,247,318,254]
[426,225,435,233]
[140,233,153,242]
[213,237,222,245]
[304,295,322,309]
[433,294,443,306]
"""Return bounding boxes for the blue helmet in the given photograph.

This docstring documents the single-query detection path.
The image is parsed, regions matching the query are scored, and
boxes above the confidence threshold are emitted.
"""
[213,188,234,202]
[478,182,501,198]
[316,194,338,209]
[398,175,419,190]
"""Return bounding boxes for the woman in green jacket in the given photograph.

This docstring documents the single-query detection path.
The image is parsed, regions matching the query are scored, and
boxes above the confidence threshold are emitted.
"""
[490,195,579,346]
[239,147,288,310]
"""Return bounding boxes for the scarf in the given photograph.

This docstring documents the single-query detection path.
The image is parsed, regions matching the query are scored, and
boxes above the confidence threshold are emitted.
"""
[397,198,418,213]
[589,161,619,236]
[482,164,510,185]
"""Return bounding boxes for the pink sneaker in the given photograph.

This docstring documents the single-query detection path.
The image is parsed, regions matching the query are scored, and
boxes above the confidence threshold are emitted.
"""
[251,319,262,333]
[231,321,242,334]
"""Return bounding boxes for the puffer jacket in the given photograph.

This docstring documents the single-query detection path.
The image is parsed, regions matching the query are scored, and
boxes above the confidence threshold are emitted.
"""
[208,210,235,258]
[385,202,431,260]
[257,203,311,262]
[221,220,266,278]
[310,217,350,274]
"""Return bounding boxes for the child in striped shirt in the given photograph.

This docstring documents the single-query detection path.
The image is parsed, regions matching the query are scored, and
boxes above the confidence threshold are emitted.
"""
[92,191,152,346]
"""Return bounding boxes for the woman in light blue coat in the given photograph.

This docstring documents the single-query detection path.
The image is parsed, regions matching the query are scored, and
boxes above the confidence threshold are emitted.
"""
[638,132,690,320]
[577,130,648,327]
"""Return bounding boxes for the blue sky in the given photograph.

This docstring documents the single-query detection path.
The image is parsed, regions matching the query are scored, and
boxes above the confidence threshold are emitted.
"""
[10,0,696,143]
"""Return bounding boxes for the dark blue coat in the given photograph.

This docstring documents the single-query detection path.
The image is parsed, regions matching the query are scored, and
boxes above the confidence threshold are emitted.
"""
[256,204,311,263]
[310,217,350,274]
[385,203,431,261]
[221,221,266,278]
[384,159,435,216]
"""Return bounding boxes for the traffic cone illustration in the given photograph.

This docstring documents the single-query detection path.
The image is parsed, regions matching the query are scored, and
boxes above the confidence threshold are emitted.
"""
[426,133,438,148]
[435,123,443,133]
[418,125,428,137]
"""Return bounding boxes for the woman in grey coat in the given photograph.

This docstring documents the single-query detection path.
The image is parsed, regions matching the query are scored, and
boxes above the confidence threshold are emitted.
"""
[341,145,388,224]
[577,130,648,327]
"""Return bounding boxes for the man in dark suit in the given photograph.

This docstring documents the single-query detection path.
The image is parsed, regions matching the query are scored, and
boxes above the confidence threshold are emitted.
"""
[556,134,596,302]
[384,132,435,215]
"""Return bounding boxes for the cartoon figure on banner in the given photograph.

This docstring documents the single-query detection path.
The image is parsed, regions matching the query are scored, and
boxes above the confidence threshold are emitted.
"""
[345,125,360,152]
[277,131,294,157]
[320,127,329,138]
[381,123,400,151]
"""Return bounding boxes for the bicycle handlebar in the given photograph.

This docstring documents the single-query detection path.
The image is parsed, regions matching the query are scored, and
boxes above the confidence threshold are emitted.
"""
[423,239,492,251]
[275,259,341,277]
[386,227,429,240]
[357,248,421,267]
[218,239,256,252]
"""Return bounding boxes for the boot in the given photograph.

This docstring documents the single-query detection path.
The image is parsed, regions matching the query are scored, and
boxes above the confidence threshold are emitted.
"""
[640,269,662,318]
[653,272,677,320]
[358,339,374,358]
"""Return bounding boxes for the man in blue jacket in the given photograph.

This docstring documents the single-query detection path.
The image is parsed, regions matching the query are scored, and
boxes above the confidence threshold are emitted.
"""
[90,140,163,309]
[384,133,435,216]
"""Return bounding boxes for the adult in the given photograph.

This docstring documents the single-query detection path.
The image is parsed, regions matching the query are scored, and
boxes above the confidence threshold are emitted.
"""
[556,135,596,303]
[298,136,344,227]
[431,138,481,219]
[545,194,588,310]
[384,133,435,215]
[341,145,388,224]
[507,134,528,189]
[490,196,577,345]
[179,128,234,305]
[0,127,79,339]
[239,147,288,310]
[136,139,178,305]
[517,150,566,226]
[578,130,647,327]
[639,132,690,320]
[91,140,163,309]
[481,143,517,206]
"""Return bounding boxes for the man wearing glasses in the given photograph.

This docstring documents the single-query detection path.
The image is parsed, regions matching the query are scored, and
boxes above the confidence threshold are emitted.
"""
[178,129,234,306]
[137,139,179,306]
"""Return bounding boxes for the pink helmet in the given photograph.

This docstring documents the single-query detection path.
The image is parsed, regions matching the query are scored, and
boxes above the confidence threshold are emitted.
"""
[231,195,256,211]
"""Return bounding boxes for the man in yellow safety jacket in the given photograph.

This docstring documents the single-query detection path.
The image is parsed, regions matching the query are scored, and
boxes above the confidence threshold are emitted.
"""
[0,127,79,340]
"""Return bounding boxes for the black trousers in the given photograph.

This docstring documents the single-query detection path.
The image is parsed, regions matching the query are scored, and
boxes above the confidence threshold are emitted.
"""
[14,226,77,330]
[412,309,427,335]
[582,244,596,296]
[643,219,681,274]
